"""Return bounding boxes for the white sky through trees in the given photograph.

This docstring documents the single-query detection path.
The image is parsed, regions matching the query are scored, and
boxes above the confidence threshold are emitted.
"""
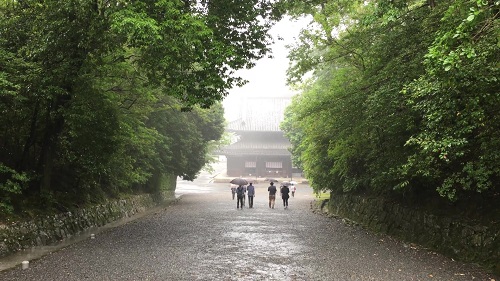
[223,17,308,122]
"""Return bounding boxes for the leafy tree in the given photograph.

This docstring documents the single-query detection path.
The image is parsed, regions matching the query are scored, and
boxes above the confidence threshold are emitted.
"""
[281,96,305,171]
[280,0,499,201]
[0,0,281,216]
[403,0,500,200]
[148,100,225,181]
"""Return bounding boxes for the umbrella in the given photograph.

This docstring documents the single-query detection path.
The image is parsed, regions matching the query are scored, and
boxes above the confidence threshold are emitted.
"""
[230,178,248,186]
[265,178,279,183]
[290,181,297,185]
[281,181,292,186]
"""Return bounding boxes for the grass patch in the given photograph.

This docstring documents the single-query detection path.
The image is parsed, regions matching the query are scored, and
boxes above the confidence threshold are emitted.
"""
[315,192,330,200]
[312,192,330,212]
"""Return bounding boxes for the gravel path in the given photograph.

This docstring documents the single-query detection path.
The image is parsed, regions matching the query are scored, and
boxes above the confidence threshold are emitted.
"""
[0,182,496,281]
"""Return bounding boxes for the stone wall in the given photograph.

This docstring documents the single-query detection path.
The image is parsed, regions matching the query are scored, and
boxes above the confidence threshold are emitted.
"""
[324,193,500,274]
[0,191,175,258]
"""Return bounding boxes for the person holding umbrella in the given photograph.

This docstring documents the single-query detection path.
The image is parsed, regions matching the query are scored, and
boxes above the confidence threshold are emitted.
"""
[281,184,290,209]
[236,184,245,209]
[280,181,290,199]
[267,182,277,209]
[230,178,248,209]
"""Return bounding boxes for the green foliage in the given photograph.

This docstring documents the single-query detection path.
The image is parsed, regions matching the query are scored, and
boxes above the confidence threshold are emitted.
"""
[281,97,305,170]
[0,0,276,217]
[0,163,29,216]
[403,0,500,200]
[147,101,225,181]
[281,0,500,201]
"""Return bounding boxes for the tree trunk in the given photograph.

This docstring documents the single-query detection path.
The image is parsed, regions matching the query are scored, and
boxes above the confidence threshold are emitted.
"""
[36,96,68,195]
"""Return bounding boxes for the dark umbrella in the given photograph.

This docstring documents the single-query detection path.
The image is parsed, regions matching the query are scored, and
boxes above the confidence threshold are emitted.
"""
[265,178,279,183]
[230,178,248,186]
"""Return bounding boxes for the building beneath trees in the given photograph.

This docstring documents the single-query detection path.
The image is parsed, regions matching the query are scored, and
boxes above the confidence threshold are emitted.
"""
[220,97,300,179]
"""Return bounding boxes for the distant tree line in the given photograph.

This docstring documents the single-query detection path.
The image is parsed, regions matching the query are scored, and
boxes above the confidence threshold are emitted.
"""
[280,0,499,203]
[0,0,281,218]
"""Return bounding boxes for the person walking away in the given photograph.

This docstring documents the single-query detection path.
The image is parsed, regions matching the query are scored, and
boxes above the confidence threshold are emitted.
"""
[247,183,255,208]
[281,184,290,209]
[231,184,237,200]
[267,182,277,209]
[236,185,245,209]
[242,185,247,206]
[291,185,296,197]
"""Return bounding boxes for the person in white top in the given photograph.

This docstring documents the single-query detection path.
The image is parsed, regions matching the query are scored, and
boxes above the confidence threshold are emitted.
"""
[291,185,296,197]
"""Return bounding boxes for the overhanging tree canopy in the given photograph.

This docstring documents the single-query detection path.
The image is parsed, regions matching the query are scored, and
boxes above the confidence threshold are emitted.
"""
[280,0,499,201]
[0,0,283,216]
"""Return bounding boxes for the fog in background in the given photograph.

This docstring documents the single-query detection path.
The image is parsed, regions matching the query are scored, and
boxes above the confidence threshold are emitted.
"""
[222,17,308,122]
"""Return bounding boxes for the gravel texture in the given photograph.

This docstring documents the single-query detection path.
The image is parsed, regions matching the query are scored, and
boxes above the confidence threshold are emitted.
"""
[0,181,497,281]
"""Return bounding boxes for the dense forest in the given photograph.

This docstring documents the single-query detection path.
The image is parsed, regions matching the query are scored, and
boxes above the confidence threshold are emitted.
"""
[280,0,499,209]
[1,0,498,221]
[0,0,282,220]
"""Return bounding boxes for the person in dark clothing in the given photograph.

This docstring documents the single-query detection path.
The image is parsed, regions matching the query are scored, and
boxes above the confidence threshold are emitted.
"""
[281,185,290,209]
[236,185,245,209]
[246,183,255,208]
[267,182,277,209]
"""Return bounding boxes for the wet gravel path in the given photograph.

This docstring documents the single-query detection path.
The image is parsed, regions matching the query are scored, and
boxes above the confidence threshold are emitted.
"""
[0,184,496,281]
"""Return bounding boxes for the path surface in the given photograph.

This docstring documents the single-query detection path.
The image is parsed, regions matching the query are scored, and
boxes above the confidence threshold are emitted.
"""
[0,168,496,280]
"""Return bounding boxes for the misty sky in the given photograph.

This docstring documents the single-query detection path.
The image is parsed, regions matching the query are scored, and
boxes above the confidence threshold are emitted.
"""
[222,17,308,122]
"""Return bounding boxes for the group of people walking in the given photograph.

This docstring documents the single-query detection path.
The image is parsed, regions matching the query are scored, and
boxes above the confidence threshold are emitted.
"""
[231,183,255,209]
[231,182,296,209]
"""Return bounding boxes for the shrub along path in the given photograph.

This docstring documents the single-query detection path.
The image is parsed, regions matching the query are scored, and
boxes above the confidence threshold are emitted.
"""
[0,182,496,280]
